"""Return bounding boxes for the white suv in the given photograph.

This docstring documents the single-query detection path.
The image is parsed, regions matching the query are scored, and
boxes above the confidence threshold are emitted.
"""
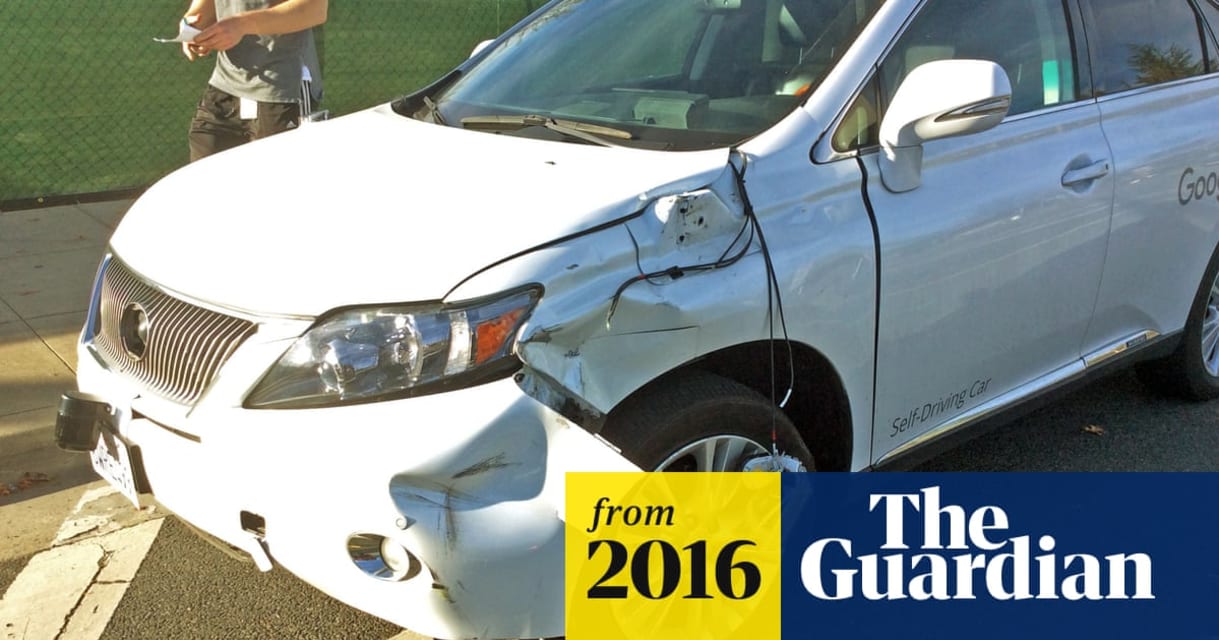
[59,0,1219,637]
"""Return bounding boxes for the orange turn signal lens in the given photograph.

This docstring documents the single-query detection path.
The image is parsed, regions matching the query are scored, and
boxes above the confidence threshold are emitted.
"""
[473,308,525,365]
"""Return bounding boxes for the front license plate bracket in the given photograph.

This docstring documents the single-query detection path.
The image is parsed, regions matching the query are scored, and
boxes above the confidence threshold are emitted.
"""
[89,412,150,507]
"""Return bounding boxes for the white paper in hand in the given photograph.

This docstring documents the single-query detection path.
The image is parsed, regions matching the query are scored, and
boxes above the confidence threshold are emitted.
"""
[154,19,202,43]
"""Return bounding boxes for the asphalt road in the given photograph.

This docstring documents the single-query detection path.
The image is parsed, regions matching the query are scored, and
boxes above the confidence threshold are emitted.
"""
[99,517,404,640]
[2,367,1216,639]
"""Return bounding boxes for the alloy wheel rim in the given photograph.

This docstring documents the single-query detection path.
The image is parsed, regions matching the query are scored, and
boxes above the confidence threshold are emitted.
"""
[655,435,768,472]
[1204,273,1219,377]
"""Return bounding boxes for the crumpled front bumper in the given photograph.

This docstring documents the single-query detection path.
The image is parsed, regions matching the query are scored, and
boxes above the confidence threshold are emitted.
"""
[75,333,635,640]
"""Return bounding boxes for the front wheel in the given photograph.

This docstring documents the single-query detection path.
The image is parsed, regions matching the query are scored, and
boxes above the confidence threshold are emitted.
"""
[601,370,814,472]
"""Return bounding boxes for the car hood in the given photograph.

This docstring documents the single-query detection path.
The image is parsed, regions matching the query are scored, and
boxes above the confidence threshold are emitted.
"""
[111,104,729,318]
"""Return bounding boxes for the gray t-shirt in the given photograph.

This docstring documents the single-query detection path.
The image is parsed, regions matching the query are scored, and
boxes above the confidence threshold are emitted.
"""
[208,0,322,104]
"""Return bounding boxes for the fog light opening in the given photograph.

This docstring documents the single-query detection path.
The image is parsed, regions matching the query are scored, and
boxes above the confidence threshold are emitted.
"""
[347,533,423,582]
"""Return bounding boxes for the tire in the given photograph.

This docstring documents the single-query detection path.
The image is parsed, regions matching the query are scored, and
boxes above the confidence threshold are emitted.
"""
[1136,243,1219,400]
[601,370,814,471]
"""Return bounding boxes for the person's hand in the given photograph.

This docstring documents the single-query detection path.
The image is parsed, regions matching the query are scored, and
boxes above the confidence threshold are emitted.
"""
[178,14,214,61]
[194,15,250,53]
[181,42,213,61]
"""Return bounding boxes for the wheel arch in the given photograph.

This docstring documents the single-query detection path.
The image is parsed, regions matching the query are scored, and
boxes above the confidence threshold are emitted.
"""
[605,340,855,472]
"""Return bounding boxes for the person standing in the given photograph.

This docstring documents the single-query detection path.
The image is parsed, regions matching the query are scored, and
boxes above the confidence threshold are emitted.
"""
[181,0,328,161]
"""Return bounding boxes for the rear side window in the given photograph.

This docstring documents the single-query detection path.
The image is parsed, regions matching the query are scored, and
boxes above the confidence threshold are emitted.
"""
[1081,0,1215,95]
[833,0,1077,152]
[1196,1,1219,51]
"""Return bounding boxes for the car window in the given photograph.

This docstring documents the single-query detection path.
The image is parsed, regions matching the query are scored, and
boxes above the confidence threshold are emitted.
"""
[1201,0,1219,30]
[832,0,1077,153]
[1190,0,1219,63]
[1081,0,1214,95]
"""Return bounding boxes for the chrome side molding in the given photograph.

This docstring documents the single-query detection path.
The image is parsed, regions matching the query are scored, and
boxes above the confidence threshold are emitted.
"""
[1082,331,1161,369]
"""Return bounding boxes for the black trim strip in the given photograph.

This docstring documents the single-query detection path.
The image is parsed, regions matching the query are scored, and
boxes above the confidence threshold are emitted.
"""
[855,155,883,465]
[136,410,203,443]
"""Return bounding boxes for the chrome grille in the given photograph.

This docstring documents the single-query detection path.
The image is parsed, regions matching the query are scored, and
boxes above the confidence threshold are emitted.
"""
[92,258,256,405]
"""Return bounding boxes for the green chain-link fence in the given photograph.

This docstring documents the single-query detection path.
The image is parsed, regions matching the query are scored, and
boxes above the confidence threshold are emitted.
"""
[0,1,537,208]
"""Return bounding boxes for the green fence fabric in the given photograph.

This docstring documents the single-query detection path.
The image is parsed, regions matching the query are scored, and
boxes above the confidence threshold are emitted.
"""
[0,1,535,205]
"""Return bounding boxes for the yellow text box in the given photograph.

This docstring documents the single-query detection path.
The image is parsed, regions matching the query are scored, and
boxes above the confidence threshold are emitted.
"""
[566,472,781,640]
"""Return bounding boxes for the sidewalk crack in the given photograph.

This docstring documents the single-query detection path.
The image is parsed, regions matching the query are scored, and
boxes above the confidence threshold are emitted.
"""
[20,315,77,374]
[53,546,111,640]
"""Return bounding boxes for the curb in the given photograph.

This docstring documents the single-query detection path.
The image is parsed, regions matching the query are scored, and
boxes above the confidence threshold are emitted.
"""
[0,423,57,460]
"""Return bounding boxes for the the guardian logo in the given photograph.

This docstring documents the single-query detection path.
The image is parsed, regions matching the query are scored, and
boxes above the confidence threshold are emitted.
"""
[801,486,1154,602]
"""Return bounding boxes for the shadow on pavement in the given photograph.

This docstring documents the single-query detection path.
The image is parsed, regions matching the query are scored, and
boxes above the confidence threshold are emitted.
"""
[0,443,96,507]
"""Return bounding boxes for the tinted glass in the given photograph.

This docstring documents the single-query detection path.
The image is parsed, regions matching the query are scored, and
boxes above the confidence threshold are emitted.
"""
[833,0,1077,152]
[881,0,1076,115]
[1083,0,1209,94]
[1195,0,1219,64]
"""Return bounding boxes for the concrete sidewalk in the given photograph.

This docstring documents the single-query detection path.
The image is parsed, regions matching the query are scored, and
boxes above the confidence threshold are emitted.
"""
[0,200,132,458]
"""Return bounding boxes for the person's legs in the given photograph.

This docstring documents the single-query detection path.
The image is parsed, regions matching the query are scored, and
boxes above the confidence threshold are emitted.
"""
[188,86,250,162]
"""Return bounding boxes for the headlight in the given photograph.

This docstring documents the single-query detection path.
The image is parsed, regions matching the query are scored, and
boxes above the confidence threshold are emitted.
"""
[245,287,541,409]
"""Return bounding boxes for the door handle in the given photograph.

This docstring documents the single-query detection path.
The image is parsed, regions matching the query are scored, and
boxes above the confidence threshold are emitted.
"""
[1061,160,1111,187]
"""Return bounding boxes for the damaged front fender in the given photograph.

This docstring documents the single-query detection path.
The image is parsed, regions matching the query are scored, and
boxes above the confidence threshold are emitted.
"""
[508,163,779,420]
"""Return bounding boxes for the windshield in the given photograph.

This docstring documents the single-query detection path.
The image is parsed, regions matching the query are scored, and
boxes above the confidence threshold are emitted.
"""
[425,0,884,151]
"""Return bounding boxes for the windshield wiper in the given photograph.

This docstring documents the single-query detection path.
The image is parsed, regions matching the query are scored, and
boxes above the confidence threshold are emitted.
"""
[390,69,461,118]
[422,96,446,126]
[460,114,633,147]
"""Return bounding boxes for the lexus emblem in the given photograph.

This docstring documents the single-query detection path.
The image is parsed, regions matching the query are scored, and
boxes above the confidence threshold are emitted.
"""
[119,303,150,361]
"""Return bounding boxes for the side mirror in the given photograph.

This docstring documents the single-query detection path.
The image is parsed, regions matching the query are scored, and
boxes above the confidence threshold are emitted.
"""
[469,39,494,59]
[879,59,1011,193]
